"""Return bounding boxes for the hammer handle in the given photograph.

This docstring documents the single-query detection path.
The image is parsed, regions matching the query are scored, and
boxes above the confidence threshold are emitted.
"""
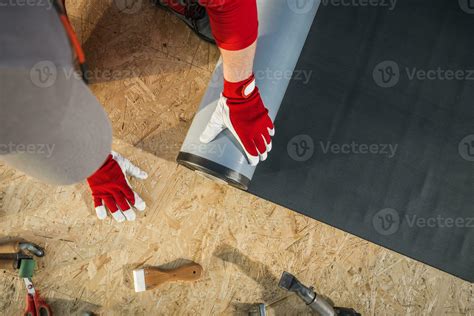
[0,241,19,254]
[0,258,16,270]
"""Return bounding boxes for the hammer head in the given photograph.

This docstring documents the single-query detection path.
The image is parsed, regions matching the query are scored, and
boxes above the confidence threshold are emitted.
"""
[278,271,316,305]
[278,271,299,291]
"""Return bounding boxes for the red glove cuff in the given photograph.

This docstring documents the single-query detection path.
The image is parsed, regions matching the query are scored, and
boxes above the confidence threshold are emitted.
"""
[223,74,257,100]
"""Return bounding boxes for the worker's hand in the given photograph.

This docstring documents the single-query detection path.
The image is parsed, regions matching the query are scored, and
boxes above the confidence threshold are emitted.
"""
[200,74,275,166]
[86,151,148,222]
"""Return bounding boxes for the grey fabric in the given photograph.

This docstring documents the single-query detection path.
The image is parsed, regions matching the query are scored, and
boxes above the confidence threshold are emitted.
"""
[249,0,474,282]
[0,5,112,184]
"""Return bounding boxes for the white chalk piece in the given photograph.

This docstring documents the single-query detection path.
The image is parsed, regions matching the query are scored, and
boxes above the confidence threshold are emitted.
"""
[133,269,146,293]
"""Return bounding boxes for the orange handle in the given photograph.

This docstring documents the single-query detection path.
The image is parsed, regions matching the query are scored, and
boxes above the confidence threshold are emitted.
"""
[144,262,203,290]
[35,292,53,316]
[23,294,36,316]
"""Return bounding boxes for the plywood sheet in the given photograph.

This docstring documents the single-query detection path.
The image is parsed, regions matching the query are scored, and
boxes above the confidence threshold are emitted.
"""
[0,140,472,315]
[0,1,472,315]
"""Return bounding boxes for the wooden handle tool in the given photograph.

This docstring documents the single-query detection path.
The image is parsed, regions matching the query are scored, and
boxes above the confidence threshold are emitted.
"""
[133,262,203,292]
[0,241,44,257]
[0,241,20,254]
[0,257,17,271]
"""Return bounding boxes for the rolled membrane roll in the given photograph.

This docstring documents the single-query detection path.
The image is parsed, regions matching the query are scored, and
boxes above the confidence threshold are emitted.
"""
[177,0,320,190]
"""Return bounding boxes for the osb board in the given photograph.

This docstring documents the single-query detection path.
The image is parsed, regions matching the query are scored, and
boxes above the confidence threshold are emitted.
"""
[67,0,220,152]
[0,140,473,315]
[0,2,472,315]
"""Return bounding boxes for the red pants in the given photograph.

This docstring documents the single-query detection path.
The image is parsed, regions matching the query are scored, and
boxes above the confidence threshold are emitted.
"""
[165,0,258,51]
[200,0,258,50]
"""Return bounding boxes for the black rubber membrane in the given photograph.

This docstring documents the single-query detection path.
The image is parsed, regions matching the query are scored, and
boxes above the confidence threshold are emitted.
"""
[248,0,474,282]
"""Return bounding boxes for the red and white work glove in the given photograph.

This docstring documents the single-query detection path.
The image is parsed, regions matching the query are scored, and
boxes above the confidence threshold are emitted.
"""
[87,151,148,222]
[200,74,275,166]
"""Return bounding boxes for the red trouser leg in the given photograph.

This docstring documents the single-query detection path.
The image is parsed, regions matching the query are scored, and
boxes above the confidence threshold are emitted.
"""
[199,0,258,50]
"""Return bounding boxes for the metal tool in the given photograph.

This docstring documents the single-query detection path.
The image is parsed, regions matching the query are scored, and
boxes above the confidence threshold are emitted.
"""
[0,241,45,257]
[23,278,53,316]
[279,272,361,316]
[248,303,267,316]
[19,242,45,257]
[0,241,45,272]
[0,240,51,314]
[0,252,32,271]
